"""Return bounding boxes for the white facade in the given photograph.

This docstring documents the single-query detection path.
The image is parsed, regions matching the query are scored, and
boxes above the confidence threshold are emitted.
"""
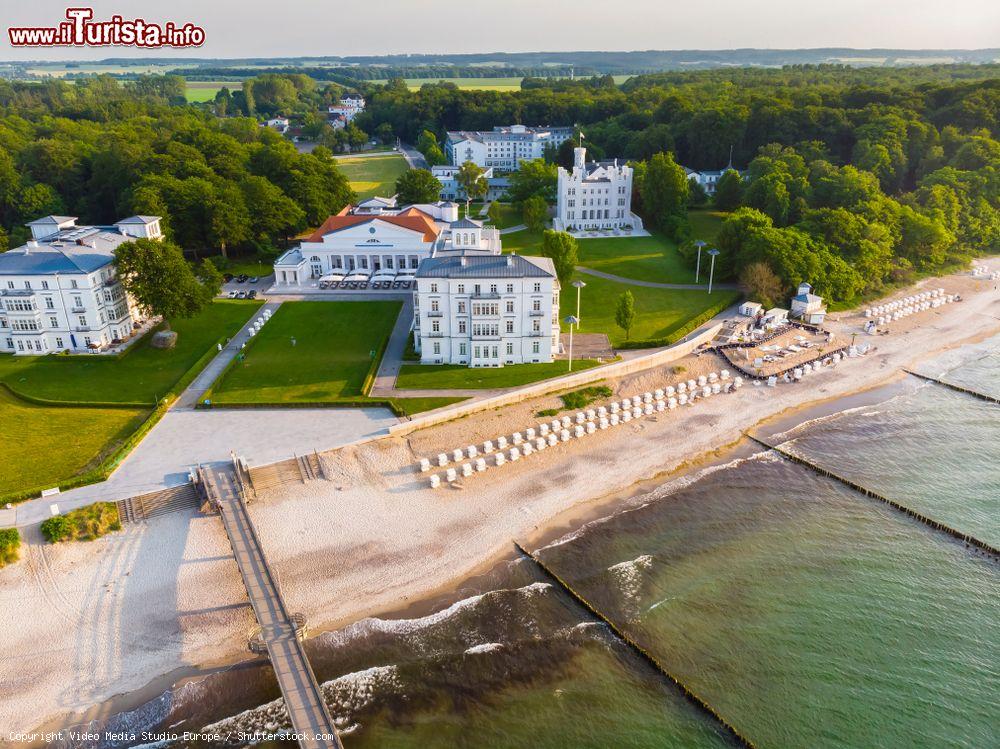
[790,282,827,325]
[413,254,560,367]
[265,117,289,133]
[431,165,510,203]
[0,215,160,355]
[446,124,573,171]
[685,166,742,195]
[328,93,365,123]
[554,147,642,232]
[272,202,501,287]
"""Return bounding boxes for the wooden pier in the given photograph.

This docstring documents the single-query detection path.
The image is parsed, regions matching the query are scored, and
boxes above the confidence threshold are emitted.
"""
[201,463,343,749]
[515,542,757,749]
[745,435,999,559]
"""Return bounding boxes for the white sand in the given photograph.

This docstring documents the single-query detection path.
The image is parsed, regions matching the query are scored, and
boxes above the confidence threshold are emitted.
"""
[1,261,998,737]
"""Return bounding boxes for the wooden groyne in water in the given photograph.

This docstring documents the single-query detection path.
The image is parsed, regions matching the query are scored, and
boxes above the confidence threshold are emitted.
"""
[514,542,757,749]
[902,369,1000,406]
[745,435,999,560]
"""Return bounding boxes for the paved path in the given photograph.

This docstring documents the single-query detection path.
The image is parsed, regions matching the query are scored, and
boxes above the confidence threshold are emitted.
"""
[369,296,414,396]
[175,301,283,409]
[398,143,428,171]
[575,266,740,291]
[7,408,397,527]
[500,223,527,234]
[207,465,342,749]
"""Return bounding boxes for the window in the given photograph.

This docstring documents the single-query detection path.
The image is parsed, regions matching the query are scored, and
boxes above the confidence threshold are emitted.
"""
[73,296,83,308]
[41,280,49,290]
[506,301,514,313]
[45,297,54,309]
[430,283,438,293]
[457,302,466,314]
[506,284,513,293]
[457,284,465,294]
[431,300,439,312]
[533,341,540,354]
[533,283,541,292]
[55,337,63,348]
[533,299,541,312]
[459,343,467,355]
[49,317,57,328]
[432,321,440,332]
[458,320,466,334]
[78,316,86,326]
[506,320,514,334]
[474,284,481,295]
[433,342,440,354]
[506,342,513,355]
[71,280,78,289]
[24,281,31,289]
[490,284,497,294]
[6,281,12,290]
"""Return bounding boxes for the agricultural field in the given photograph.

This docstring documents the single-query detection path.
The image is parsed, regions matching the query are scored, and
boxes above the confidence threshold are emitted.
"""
[391,75,634,91]
[209,300,401,403]
[337,154,410,200]
[183,80,244,103]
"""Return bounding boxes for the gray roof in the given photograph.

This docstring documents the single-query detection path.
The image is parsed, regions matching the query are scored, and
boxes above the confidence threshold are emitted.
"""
[794,292,824,304]
[450,217,483,229]
[27,215,77,226]
[0,242,117,275]
[416,254,555,279]
[114,215,160,225]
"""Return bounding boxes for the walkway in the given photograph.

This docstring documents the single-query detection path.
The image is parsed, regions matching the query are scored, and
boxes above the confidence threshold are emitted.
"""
[397,143,428,171]
[575,266,740,291]
[175,301,283,409]
[369,296,415,396]
[499,223,527,234]
[205,465,342,749]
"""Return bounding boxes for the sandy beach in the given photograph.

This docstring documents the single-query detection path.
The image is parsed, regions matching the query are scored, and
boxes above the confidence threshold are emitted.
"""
[2,261,998,739]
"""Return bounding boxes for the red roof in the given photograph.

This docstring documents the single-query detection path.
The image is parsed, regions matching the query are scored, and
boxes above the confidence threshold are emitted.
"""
[306,209,440,243]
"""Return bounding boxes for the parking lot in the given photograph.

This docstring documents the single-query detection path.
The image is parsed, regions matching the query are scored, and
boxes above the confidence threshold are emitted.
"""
[222,272,270,300]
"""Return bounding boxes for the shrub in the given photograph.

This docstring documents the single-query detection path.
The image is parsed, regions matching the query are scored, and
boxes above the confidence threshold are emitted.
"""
[41,502,121,543]
[561,385,613,411]
[0,528,20,566]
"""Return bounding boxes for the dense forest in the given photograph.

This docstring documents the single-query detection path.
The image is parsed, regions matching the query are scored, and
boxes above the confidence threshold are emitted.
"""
[0,75,354,258]
[0,65,997,306]
[360,66,999,304]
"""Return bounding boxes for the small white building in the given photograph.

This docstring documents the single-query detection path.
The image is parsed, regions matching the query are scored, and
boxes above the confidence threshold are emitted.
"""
[684,161,743,196]
[265,117,290,134]
[790,282,827,325]
[762,307,789,328]
[328,93,365,122]
[739,301,763,318]
[272,202,501,286]
[431,165,510,203]
[553,147,642,233]
[446,125,573,171]
[413,254,560,367]
[0,215,160,355]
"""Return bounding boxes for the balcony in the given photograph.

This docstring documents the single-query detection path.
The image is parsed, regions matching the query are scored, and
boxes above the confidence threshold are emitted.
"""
[471,292,501,300]
[74,326,91,332]
[71,306,87,313]
[529,309,545,316]
[425,331,443,338]
[529,330,545,337]
[426,310,443,318]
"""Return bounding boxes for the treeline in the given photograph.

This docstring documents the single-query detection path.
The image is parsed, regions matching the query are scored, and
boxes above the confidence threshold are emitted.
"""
[0,76,354,256]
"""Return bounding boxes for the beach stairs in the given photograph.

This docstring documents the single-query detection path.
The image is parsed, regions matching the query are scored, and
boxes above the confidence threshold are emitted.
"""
[296,452,325,482]
[116,482,200,524]
[247,452,326,494]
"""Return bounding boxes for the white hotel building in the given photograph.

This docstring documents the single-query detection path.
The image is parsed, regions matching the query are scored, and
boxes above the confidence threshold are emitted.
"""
[413,254,560,367]
[553,147,643,233]
[0,215,159,355]
[272,201,501,286]
[446,124,573,171]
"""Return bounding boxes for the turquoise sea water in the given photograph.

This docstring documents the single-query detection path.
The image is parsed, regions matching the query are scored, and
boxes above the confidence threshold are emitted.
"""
[71,337,1000,748]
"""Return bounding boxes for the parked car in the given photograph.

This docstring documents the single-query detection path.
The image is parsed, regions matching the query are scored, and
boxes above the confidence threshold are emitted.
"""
[223,273,234,283]
[236,274,248,283]
[319,280,329,289]
[227,290,238,298]
[249,276,259,284]
[247,289,258,299]
[236,290,247,299]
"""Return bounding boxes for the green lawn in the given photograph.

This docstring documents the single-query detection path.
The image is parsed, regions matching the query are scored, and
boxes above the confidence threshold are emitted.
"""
[183,80,243,103]
[501,211,730,285]
[563,273,741,347]
[396,359,603,390]
[486,203,524,229]
[337,154,410,200]
[210,300,401,403]
[0,300,262,404]
[392,396,468,415]
[0,388,148,497]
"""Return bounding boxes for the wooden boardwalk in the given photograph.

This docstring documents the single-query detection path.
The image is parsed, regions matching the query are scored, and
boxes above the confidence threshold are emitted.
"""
[204,464,343,749]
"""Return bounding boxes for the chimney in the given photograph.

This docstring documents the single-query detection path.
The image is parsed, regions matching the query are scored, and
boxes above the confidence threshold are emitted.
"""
[574,147,586,171]
[25,240,38,254]
[460,255,467,267]
[506,255,513,266]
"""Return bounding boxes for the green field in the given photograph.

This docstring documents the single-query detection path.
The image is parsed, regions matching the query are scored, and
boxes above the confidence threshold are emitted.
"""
[396,359,603,390]
[0,300,261,404]
[0,388,147,497]
[184,80,243,103]
[486,203,524,229]
[337,154,410,200]
[563,273,740,346]
[210,300,401,403]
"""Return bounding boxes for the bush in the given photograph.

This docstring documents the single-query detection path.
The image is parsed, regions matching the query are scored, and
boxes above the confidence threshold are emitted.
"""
[537,385,613,417]
[0,528,20,566]
[41,502,121,543]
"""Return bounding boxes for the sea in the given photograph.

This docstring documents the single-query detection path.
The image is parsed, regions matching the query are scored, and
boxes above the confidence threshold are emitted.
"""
[58,335,1000,749]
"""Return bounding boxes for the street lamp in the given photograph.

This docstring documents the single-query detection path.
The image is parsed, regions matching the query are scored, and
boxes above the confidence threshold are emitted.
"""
[707,248,721,294]
[564,315,580,372]
[693,240,706,283]
[572,280,586,325]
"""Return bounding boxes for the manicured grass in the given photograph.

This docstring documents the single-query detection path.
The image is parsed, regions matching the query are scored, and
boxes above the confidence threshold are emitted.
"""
[688,209,728,243]
[487,203,524,229]
[0,388,148,497]
[183,80,243,103]
[0,300,262,404]
[562,273,740,347]
[337,154,410,200]
[396,359,603,390]
[211,300,401,403]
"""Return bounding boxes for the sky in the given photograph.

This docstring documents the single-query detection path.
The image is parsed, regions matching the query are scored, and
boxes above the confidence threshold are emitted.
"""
[1,0,998,61]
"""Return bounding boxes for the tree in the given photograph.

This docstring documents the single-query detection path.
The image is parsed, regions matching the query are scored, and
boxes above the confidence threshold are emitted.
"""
[375,122,395,145]
[713,169,744,211]
[507,158,558,204]
[687,177,709,208]
[522,195,548,232]
[615,290,636,340]
[740,262,784,308]
[540,230,578,286]
[455,160,487,208]
[487,201,502,226]
[416,130,446,166]
[395,168,443,204]
[240,175,305,241]
[640,152,689,238]
[115,239,220,331]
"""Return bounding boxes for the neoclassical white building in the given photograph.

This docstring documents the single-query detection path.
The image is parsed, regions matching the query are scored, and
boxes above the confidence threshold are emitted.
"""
[272,201,502,286]
[0,215,159,355]
[431,165,510,203]
[553,147,643,233]
[446,124,573,171]
[413,254,560,367]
